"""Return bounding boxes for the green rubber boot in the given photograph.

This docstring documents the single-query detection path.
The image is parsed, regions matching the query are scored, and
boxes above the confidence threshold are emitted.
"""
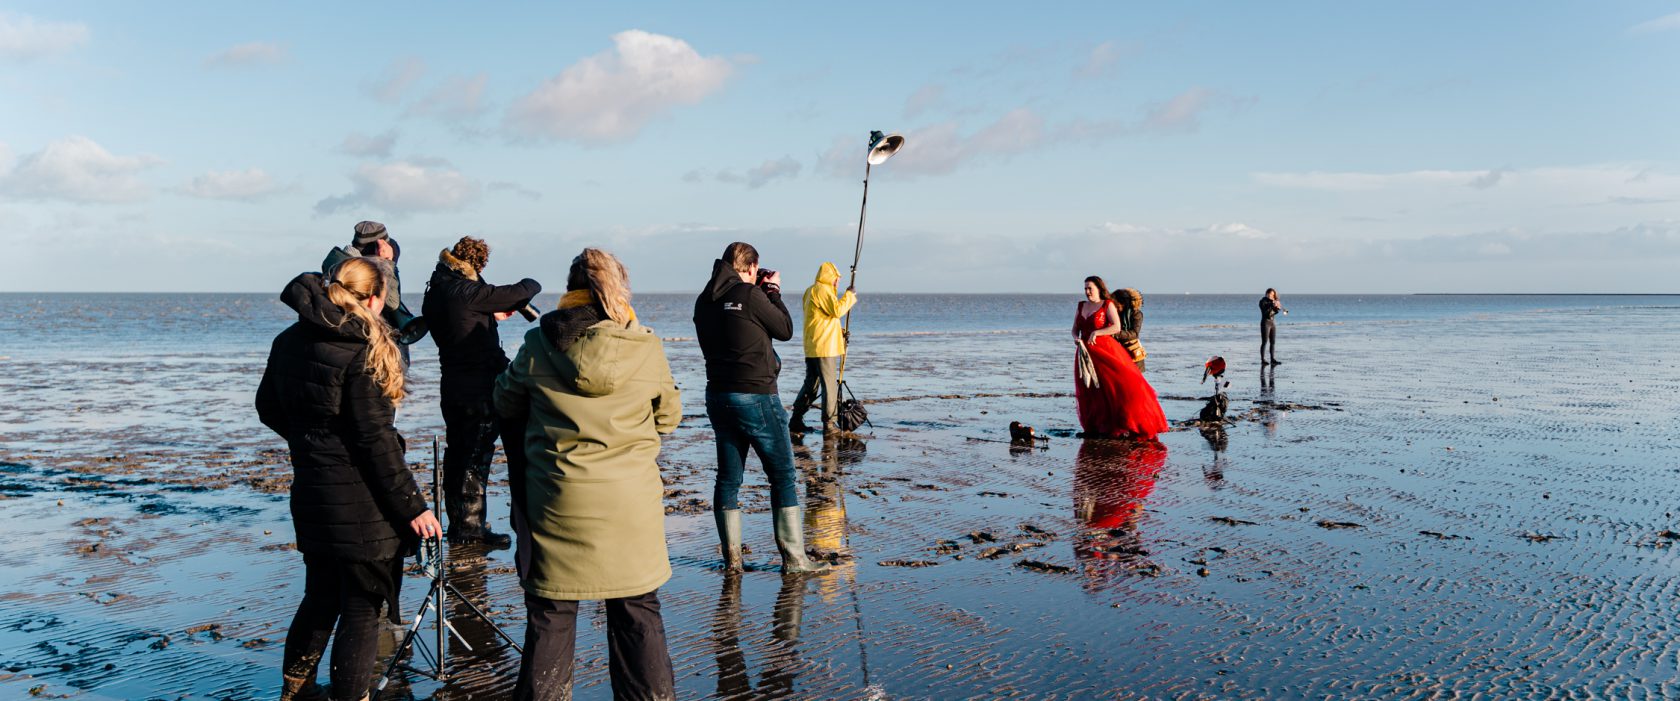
[773,506,832,574]
[715,508,743,572]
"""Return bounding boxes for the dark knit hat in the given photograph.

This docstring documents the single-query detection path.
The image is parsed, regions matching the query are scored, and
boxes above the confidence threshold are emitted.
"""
[352,221,388,246]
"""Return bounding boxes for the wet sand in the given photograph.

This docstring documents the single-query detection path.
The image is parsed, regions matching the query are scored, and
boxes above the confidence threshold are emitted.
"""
[3,299,1679,698]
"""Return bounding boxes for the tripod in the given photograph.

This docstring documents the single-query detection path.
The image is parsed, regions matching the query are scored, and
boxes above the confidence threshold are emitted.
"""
[372,436,521,699]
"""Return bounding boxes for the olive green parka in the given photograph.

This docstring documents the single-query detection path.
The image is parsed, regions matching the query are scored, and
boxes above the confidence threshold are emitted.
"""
[493,320,681,600]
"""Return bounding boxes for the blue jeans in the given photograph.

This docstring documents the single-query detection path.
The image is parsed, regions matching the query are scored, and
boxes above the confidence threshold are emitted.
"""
[705,391,800,511]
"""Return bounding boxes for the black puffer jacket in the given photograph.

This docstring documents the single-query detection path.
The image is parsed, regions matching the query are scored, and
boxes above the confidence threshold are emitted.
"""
[422,249,542,404]
[256,273,428,562]
[693,258,793,394]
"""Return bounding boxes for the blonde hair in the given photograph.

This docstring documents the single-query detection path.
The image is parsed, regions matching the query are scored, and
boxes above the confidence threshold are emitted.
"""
[567,248,633,324]
[325,257,407,403]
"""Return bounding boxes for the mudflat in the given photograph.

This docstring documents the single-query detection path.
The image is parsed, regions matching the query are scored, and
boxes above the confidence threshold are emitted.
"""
[1,293,1676,699]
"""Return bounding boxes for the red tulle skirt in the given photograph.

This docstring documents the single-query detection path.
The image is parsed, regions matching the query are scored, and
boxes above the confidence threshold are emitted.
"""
[1075,335,1170,440]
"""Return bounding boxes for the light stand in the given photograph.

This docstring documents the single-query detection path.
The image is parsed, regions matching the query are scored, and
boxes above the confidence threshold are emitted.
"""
[372,436,521,699]
[836,130,905,430]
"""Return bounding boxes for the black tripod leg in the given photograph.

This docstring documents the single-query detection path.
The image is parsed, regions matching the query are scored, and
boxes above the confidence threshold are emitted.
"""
[443,580,524,652]
[373,578,442,700]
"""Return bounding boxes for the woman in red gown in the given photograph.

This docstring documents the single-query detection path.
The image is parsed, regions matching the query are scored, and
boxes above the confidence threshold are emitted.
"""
[1073,276,1169,440]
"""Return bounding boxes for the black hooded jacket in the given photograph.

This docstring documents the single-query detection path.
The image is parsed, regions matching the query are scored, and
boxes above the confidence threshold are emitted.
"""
[692,259,793,394]
[422,250,542,404]
[255,273,428,562]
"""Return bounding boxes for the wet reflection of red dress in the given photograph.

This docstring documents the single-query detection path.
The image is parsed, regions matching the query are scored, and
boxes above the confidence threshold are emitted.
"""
[1074,304,1169,439]
[1074,439,1168,531]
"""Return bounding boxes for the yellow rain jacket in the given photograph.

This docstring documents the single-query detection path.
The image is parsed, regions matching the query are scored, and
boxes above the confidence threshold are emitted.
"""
[802,262,857,358]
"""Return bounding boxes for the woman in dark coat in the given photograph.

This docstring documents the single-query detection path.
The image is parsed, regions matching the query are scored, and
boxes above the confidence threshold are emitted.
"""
[257,256,441,701]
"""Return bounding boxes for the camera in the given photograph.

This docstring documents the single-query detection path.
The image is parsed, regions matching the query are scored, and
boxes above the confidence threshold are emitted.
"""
[755,268,779,293]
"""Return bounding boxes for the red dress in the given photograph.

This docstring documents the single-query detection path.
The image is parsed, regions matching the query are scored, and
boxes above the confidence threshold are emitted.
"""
[1074,303,1170,440]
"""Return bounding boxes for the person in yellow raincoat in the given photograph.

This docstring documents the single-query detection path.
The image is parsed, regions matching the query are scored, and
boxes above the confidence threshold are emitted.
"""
[789,262,856,435]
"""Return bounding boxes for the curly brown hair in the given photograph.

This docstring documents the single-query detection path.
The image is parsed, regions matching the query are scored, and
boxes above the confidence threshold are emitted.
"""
[451,236,490,273]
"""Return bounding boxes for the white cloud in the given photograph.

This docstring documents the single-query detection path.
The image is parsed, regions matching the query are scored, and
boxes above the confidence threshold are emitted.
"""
[315,160,481,216]
[337,130,398,158]
[205,41,287,67]
[505,30,735,143]
[176,168,282,200]
[0,12,88,61]
[363,57,427,104]
[1254,169,1498,191]
[1629,11,1680,34]
[0,136,161,203]
[1467,167,1509,190]
[407,74,489,121]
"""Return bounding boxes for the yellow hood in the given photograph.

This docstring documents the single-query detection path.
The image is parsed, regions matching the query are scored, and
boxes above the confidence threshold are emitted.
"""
[801,262,856,358]
[815,262,841,285]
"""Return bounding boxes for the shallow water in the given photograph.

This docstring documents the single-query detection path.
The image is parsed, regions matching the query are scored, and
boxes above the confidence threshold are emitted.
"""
[1,293,1678,699]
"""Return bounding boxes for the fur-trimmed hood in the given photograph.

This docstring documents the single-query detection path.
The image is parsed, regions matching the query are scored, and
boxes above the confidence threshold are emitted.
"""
[436,248,479,281]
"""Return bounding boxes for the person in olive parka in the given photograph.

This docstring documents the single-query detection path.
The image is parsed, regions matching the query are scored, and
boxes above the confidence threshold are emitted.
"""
[494,248,681,700]
[422,235,542,547]
[256,256,442,701]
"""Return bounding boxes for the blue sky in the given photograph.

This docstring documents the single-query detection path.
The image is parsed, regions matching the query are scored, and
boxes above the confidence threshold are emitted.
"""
[3,2,1678,293]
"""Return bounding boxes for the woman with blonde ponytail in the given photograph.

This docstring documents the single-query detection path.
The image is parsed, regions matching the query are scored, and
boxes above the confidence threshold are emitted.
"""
[256,256,441,701]
[495,247,681,700]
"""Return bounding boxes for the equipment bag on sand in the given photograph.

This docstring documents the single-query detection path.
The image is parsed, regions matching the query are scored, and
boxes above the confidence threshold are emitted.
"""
[837,394,868,433]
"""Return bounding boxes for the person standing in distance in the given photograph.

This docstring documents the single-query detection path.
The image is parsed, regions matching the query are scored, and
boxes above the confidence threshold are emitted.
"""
[1260,288,1287,366]
[788,262,857,436]
[423,236,542,548]
[321,221,429,353]
[693,242,830,573]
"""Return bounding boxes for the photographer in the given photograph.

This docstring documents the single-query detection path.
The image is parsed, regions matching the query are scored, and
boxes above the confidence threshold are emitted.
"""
[321,221,428,351]
[693,242,829,574]
[256,257,441,701]
[1259,287,1288,365]
[423,236,542,547]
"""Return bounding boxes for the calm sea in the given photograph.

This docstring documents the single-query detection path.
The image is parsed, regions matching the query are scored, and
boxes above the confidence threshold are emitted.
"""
[1,292,1673,357]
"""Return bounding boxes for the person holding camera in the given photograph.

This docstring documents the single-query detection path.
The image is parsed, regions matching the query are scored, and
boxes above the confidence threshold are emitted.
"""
[693,242,830,574]
[423,236,542,548]
[1259,287,1288,365]
[495,248,681,700]
[321,221,428,352]
[256,257,441,701]
[788,262,856,436]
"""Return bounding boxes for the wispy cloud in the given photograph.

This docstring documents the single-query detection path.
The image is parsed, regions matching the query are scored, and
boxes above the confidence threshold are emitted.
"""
[505,30,735,144]
[1075,40,1137,79]
[407,73,489,122]
[315,160,481,216]
[0,136,161,203]
[336,130,398,159]
[488,180,542,200]
[0,12,88,61]
[362,57,427,104]
[714,156,802,188]
[205,41,287,67]
[903,84,946,119]
[1629,11,1680,35]
[1140,87,1217,133]
[176,168,284,200]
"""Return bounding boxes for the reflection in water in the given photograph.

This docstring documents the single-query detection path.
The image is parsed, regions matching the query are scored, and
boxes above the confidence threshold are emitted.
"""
[1073,440,1168,588]
[711,573,811,699]
[1199,426,1228,487]
[1259,365,1284,437]
[801,436,865,604]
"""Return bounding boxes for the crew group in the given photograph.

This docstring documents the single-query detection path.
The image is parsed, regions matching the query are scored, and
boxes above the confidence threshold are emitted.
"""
[258,223,857,701]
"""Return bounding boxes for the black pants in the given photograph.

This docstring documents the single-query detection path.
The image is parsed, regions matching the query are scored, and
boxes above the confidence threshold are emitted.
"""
[514,591,675,701]
[441,399,499,537]
[789,357,839,429]
[281,555,392,701]
[1260,319,1277,361]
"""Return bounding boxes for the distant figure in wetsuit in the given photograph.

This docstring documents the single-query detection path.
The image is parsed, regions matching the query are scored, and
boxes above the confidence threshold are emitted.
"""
[1259,288,1287,365]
